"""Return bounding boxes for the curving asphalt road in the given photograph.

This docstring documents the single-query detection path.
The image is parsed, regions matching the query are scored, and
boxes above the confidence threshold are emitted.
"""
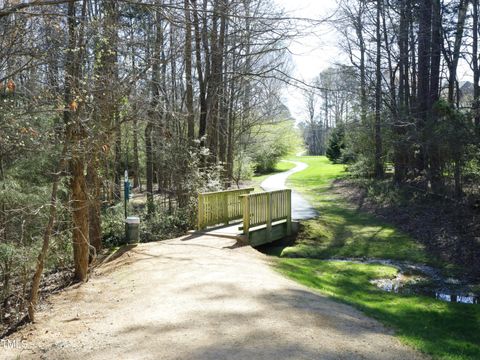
[260,160,317,220]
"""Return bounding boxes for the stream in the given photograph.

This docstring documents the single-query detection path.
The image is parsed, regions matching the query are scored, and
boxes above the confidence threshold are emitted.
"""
[260,160,478,305]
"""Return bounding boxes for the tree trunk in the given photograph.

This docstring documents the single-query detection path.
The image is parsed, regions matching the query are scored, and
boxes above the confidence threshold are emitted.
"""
[355,4,367,126]
[473,0,480,137]
[218,0,228,167]
[428,0,443,193]
[184,0,195,141]
[145,3,164,215]
[145,123,154,215]
[65,0,89,282]
[191,0,209,140]
[447,0,469,105]
[416,0,432,177]
[28,142,68,321]
[374,0,383,178]
[394,0,409,184]
[70,155,89,282]
[87,155,102,255]
[132,116,140,189]
[206,0,220,162]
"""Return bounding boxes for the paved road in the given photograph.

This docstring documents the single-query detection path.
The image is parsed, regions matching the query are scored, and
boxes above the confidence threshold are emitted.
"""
[260,160,317,220]
[4,236,425,360]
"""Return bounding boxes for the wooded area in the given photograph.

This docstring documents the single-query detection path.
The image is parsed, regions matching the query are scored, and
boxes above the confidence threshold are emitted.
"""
[0,0,300,328]
[302,0,480,201]
[1,0,480,341]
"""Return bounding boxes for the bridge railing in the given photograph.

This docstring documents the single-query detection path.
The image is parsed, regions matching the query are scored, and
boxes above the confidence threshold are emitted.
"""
[197,188,254,230]
[240,189,292,238]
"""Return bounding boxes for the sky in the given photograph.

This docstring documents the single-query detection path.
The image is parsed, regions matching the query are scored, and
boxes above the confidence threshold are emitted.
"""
[273,0,474,124]
[274,0,343,123]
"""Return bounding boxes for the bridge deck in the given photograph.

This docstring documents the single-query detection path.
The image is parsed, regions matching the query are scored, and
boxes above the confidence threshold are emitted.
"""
[189,221,245,240]
[190,219,299,248]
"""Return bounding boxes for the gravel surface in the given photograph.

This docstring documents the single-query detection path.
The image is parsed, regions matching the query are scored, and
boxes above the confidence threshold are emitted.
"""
[3,235,426,360]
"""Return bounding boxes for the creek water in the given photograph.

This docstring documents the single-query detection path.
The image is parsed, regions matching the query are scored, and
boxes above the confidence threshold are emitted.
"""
[371,273,479,305]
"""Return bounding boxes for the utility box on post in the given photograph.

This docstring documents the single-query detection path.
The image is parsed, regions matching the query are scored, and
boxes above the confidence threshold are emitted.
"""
[125,216,140,244]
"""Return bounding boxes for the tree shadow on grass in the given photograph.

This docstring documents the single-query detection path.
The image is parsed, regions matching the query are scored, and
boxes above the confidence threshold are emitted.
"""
[275,259,480,360]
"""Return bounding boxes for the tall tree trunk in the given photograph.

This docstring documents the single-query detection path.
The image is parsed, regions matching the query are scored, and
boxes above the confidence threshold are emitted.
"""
[428,0,443,193]
[113,117,122,200]
[28,142,68,322]
[132,116,140,189]
[206,0,221,162]
[218,0,228,167]
[357,12,367,126]
[394,0,409,184]
[226,20,238,183]
[130,19,141,190]
[416,0,432,177]
[374,0,383,178]
[194,0,211,141]
[86,155,102,255]
[447,0,469,105]
[88,0,118,255]
[146,3,163,215]
[65,0,89,282]
[145,122,154,215]
[473,0,480,137]
[184,0,195,141]
[70,155,89,282]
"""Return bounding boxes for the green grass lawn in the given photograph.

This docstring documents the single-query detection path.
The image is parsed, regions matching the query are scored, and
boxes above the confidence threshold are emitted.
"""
[281,156,430,263]
[276,259,480,360]
[267,155,480,360]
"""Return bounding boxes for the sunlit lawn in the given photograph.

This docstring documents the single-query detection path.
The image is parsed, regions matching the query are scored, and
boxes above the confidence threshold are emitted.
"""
[266,155,480,360]
[280,156,429,263]
[276,259,480,360]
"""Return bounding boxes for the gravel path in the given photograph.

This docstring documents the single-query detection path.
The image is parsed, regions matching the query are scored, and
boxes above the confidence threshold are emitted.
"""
[3,235,425,360]
[260,160,317,220]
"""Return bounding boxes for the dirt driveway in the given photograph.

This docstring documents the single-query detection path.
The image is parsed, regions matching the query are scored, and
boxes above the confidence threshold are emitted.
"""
[3,235,425,360]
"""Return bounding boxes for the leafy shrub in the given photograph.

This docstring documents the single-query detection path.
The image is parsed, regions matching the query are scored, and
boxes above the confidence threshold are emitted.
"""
[140,208,191,243]
[346,154,376,178]
[251,120,301,173]
[102,204,127,247]
[232,151,255,186]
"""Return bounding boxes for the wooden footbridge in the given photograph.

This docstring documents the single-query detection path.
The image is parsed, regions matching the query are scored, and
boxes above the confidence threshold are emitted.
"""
[196,187,295,246]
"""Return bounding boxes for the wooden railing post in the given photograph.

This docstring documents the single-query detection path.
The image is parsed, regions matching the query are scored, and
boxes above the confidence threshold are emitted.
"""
[223,192,229,226]
[286,189,292,235]
[198,193,204,230]
[242,195,250,237]
[266,192,272,241]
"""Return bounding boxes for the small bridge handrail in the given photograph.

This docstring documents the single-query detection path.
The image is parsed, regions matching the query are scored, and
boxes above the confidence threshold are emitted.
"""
[199,188,254,196]
[240,189,292,240]
[197,187,254,230]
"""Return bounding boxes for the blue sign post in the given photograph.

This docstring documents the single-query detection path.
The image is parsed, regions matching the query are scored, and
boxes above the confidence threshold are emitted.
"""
[124,170,129,218]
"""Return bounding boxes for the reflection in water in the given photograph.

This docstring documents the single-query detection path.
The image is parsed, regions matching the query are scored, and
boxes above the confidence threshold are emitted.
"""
[436,293,478,304]
[371,278,479,305]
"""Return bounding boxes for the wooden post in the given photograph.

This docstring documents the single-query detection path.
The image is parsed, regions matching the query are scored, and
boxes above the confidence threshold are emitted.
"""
[242,195,250,237]
[286,189,292,236]
[266,192,272,242]
[198,194,204,230]
[223,192,229,226]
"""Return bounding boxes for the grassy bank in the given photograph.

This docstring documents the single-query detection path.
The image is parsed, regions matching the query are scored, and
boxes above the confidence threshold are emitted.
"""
[269,156,480,360]
[280,156,430,263]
